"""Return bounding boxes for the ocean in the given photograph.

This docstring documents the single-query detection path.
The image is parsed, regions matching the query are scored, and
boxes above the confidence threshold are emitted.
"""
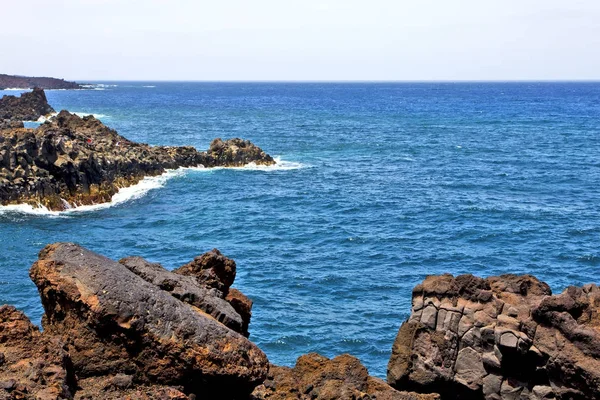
[1,82,599,378]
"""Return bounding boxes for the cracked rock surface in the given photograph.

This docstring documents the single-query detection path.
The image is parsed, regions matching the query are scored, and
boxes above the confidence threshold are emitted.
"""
[387,273,600,400]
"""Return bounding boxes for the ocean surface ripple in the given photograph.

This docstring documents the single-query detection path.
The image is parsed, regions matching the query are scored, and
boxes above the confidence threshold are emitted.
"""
[1,82,599,377]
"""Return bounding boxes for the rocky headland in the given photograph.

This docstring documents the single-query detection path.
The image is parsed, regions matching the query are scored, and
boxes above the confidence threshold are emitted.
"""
[1,244,599,399]
[0,88,55,122]
[0,109,275,211]
[0,74,82,90]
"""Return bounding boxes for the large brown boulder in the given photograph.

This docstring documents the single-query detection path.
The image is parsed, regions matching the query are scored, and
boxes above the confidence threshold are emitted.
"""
[0,88,55,121]
[0,111,276,210]
[388,273,600,400]
[251,353,439,400]
[30,243,269,398]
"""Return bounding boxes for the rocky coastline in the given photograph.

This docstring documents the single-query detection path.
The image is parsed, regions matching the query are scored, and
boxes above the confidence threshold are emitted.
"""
[0,90,275,211]
[1,244,599,399]
[0,88,55,122]
[0,74,82,90]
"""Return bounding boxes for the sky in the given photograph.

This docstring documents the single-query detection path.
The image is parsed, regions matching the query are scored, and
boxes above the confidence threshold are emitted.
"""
[2,0,600,81]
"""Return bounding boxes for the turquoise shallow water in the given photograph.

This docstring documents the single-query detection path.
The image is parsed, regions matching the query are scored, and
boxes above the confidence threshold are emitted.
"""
[1,82,599,377]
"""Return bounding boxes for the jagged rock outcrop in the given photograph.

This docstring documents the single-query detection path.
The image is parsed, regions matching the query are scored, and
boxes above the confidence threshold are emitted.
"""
[251,353,439,400]
[205,138,275,167]
[387,274,600,400]
[28,243,268,398]
[0,111,276,210]
[0,88,55,121]
[0,74,81,90]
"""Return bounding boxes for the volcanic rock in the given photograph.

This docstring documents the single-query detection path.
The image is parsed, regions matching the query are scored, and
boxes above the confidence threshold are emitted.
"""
[387,273,600,400]
[0,88,55,121]
[251,353,439,400]
[0,74,81,90]
[0,111,276,210]
[0,305,74,400]
[205,138,275,167]
[30,243,269,398]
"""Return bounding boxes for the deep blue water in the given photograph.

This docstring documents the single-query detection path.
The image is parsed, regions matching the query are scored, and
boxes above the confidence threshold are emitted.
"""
[1,82,599,378]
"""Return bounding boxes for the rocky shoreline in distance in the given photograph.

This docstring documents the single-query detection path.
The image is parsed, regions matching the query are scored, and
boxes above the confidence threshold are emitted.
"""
[0,74,82,90]
[2,244,599,399]
[0,89,275,210]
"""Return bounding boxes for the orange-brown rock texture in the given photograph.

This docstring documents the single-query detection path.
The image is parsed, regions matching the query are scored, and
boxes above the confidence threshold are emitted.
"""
[387,274,600,400]
[0,110,275,210]
[250,353,439,400]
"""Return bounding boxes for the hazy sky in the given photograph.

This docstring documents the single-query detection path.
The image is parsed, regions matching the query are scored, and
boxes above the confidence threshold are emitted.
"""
[2,0,600,81]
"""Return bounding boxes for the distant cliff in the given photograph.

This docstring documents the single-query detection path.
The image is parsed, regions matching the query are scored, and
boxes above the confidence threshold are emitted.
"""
[0,74,82,90]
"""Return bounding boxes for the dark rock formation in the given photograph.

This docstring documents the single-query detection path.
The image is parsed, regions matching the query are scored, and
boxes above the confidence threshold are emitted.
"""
[0,88,55,121]
[0,111,276,210]
[30,243,268,398]
[387,273,600,400]
[205,138,275,167]
[251,353,439,400]
[0,74,81,90]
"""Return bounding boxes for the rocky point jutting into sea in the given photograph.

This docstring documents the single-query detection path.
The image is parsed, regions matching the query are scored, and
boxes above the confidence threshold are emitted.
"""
[0,89,275,211]
[1,244,599,399]
[0,74,82,90]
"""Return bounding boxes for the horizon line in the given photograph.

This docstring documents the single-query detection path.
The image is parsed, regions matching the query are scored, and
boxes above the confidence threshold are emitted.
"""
[71,79,600,83]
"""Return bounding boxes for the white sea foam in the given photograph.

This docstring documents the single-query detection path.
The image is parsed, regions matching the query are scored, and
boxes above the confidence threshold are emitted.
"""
[73,112,108,119]
[2,88,30,91]
[0,157,304,216]
[142,85,156,88]
[35,112,59,123]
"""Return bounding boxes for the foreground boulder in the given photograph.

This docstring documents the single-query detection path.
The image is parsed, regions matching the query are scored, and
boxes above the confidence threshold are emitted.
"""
[251,353,439,400]
[0,111,276,210]
[27,243,268,398]
[388,274,600,400]
[0,88,55,121]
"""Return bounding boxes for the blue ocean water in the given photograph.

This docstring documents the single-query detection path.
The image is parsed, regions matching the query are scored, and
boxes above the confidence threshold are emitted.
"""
[1,82,599,378]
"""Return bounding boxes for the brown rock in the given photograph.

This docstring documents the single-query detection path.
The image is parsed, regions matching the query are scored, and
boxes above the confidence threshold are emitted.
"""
[226,288,254,337]
[174,248,237,295]
[30,243,268,397]
[0,88,55,121]
[0,305,74,400]
[251,353,439,400]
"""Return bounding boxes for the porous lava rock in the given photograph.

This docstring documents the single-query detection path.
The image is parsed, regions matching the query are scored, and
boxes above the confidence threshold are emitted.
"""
[0,111,276,210]
[250,353,439,400]
[0,88,55,121]
[0,305,74,400]
[28,243,268,398]
[387,273,600,400]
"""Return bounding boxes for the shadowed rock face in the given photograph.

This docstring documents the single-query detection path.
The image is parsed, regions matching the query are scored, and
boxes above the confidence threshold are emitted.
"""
[0,111,276,210]
[27,243,268,399]
[387,273,600,400]
[0,88,55,121]
[251,353,439,400]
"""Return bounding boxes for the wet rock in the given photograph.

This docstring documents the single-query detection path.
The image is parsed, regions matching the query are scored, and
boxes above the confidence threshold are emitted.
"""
[30,243,269,397]
[388,273,600,400]
[0,111,275,210]
[251,353,439,400]
[0,88,55,121]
